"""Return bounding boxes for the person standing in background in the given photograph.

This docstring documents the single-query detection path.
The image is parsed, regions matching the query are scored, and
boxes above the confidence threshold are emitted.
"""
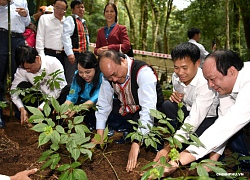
[187,27,209,68]
[0,0,30,128]
[62,0,89,85]
[36,0,68,66]
[94,3,131,56]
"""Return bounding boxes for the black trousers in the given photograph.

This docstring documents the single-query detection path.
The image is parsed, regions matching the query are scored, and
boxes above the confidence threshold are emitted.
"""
[161,100,217,137]
[107,98,139,131]
[0,31,25,98]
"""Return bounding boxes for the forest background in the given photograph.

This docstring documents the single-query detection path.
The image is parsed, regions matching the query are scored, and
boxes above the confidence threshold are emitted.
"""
[27,0,250,61]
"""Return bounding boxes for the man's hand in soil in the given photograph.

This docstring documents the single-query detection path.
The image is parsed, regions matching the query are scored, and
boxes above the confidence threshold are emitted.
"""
[10,168,37,180]
[153,144,171,162]
[19,107,28,125]
[126,142,140,172]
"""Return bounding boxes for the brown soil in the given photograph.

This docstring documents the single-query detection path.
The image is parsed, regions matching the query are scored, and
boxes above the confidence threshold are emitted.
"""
[1,105,250,180]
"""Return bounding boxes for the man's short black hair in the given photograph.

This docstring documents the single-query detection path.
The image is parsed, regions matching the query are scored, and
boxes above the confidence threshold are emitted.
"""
[187,27,201,39]
[15,45,38,68]
[171,42,200,64]
[70,0,83,9]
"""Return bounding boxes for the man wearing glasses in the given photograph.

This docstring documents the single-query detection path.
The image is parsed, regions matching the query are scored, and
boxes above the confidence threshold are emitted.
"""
[36,0,68,66]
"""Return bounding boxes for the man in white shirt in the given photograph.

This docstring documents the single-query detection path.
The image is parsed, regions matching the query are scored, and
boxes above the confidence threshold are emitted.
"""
[0,0,30,128]
[94,50,162,172]
[159,50,250,177]
[187,28,209,68]
[36,0,68,65]
[11,45,68,125]
[154,42,219,166]
[0,168,37,180]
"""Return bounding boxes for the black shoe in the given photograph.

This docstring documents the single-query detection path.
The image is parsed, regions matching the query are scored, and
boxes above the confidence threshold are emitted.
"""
[0,109,5,128]
[108,129,115,137]
[115,131,130,144]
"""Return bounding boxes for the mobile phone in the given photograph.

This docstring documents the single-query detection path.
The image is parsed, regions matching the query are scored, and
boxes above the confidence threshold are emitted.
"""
[212,39,216,47]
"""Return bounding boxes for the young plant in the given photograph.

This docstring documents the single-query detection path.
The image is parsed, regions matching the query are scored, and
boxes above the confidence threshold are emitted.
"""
[27,97,95,180]
[139,103,229,179]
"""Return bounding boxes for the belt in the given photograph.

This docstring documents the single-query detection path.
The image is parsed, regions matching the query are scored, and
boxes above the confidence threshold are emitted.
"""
[0,28,23,37]
[44,48,64,54]
[72,48,85,53]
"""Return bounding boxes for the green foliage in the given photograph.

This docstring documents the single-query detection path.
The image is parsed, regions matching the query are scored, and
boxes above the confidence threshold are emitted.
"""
[10,68,64,105]
[0,101,7,109]
[28,97,95,180]
[140,104,229,179]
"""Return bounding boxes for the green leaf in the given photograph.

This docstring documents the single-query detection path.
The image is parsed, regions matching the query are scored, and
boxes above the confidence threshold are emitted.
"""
[74,116,84,124]
[38,149,54,162]
[46,118,55,127]
[51,97,60,112]
[26,106,44,116]
[50,155,61,169]
[51,130,60,144]
[31,123,48,132]
[59,170,69,180]
[57,164,70,171]
[80,148,92,160]
[73,169,87,180]
[38,132,51,146]
[190,134,205,148]
[75,124,88,136]
[28,114,44,123]
[71,148,81,161]
[50,143,59,151]
[141,162,157,171]
[197,164,209,177]
[41,158,53,170]
[56,125,65,134]
[150,109,166,119]
[60,103,69,114]
[70,161,81,168]
[81,142,95,149]
[43,102,51,117]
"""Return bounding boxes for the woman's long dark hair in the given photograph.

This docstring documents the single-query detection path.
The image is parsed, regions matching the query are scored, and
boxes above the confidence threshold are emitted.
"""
[75,51,101,97]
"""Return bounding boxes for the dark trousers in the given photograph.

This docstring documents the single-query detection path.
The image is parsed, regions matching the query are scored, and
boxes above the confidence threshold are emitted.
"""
[0,31,25,98]
[44,49,65,67]
[161,100,217,137]
[107,98,139,131]
[229,123,250,156]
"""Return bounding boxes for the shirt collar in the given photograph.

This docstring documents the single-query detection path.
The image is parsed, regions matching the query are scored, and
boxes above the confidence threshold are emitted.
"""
[105,22,116,30]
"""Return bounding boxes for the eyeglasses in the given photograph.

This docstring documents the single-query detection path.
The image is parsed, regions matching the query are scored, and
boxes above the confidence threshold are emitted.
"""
[54,6,66,13]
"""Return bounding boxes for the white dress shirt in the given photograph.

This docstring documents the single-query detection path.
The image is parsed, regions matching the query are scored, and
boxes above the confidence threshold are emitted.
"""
[173,68,218,141]
[36,14,65,56]
[62,14,89,56]
[0,174,10,180]
[187,62,250,159]
[11,55,67,110]
[188,39,209,67]
[95,56,157,135]
[0,0,30,33]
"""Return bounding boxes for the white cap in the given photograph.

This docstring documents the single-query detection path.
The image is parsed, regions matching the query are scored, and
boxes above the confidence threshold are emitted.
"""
[45,5,53,13]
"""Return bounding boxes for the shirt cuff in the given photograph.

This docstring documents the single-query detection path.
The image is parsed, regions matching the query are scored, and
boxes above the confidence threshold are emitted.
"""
[0,174,10,180]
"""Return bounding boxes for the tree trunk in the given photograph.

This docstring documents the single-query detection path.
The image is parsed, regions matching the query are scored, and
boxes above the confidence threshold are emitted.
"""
[225,0,230,49]
[139,0,148,50]
[149,0,159,52]
[122,0,135,47]
[236,0,250,57]
[232,2,240,55]
[163,0,173,54]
